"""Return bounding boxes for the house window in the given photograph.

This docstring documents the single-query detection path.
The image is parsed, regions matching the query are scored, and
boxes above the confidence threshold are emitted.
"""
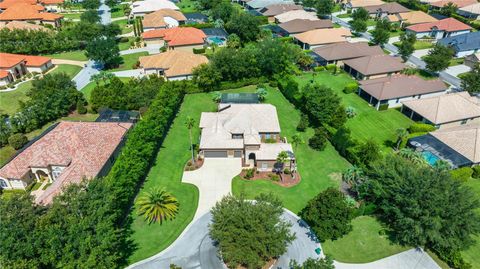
[0,179,7,188]
[261,162,268,170]
[232,134,243,139]
[265,134,271,139]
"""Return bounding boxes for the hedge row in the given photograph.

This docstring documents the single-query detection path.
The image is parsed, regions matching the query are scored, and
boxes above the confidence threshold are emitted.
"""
[104,82,185,223]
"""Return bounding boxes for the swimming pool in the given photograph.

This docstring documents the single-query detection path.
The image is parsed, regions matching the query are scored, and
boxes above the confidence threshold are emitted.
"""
[422,151,441,166]
[208,37,225,45]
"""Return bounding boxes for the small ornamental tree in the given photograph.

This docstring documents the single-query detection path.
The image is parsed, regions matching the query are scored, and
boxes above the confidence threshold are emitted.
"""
[424,44,454,73]
[397,32,416,62]
[300,188,354,241]
[290,256,335,269]
[461,63,480,94]
[85,36,121,69]
[8,133,28,150]
[209,194,295,269]
[308,127,328,151]
[371,18,391,46]
[316,0,334,18]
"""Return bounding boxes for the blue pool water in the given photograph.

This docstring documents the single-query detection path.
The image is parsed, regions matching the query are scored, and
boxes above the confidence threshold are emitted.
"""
[422,151,440,166]
[208,37,225,45]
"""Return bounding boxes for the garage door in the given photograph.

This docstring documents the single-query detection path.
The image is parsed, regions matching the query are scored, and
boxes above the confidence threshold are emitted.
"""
[204,150,228,158]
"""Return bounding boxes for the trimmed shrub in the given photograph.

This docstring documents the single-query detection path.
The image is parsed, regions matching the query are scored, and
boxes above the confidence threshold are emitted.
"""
[308,128,328,151]
[119,37,129,43]
[76,100,87,114]
[244,168,255,179]
[279,36,294,43]
[283,168,291,174]
[314,66,325,72]
[408,123,436,133]
[193,48,206,54]
[378,103,389,111]
[450,167,473,182]
[343,82,358,94]
[472,166,480,179]
[8,133,28,150]
[325,64,336,72]
[268,174,280,181]
[296,114,309,132]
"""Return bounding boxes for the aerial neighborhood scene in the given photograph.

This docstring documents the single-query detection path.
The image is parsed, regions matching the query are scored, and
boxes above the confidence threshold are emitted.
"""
[1,0,480,267]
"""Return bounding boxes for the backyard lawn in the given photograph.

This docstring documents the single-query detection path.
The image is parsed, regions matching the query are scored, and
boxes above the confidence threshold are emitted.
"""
[295,72,413,151]
[393,40,434,50]
[60,12,82,20]
[0,64,82,115]
[109,52,148,72]
[112,19,133,34]
[118,37,135,51]
[111,4,127,18]
[462,179,480,269]
[43,50,88,61]
[322,216,409,262]
[176,0,198,13]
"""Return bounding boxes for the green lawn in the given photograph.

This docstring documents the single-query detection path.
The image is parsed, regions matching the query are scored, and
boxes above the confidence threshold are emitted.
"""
[393,40,433,50]
[118,37,135,51]
[295,72,413,151]
[337,13,351,18]
[462,179,480,268]
[43,50,88,61]
[449,57,464,67]
[322,216,409,262]
[108,52,148,72]
[177,0,198,13]
[0,64,82,116]
[112,19,133,34]
[60,12,82,20]
[111,4,127,18]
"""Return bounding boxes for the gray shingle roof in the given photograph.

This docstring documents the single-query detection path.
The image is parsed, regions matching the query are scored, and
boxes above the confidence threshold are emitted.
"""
[438,31,480,52]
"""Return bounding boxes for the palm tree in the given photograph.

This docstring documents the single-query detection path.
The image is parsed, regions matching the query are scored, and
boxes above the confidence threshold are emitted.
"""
[276,151,288,174]
[136,187,179,224]
[395,128,408,150]
[397,148,426,166]
[291,133,303,151]
[185,116,195,165]
[342,166,366,194]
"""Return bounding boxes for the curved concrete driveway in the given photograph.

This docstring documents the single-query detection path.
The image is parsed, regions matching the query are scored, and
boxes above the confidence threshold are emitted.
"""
[127,210,321,269]
[182,158,242,220]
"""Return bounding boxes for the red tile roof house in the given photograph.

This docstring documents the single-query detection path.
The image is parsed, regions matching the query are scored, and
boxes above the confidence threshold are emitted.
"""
[0,53,53,86]
[141,27,206,52]
[0,3,63,28]
[343,54,406,80]
[357,74,448,110]
[406,18,472,40]
[0,121,132,205]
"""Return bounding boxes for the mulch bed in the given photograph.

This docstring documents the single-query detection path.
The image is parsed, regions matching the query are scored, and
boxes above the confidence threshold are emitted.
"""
[184,158,204,171]
[238,170,301,187]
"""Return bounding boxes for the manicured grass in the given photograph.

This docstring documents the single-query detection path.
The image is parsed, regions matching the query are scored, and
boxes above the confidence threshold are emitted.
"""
[449,57,464,67]
[337,13,351,18]
[366,19,376,27]
[462,179,480,269]
[231,86,350,213]
[108,52,148,72]
[60,12,82,20]
[177,0,198,13]
[118,37,135,51]
[414,40,434,50]
[43,50,88,61]
[0,64,82,115]
[296,72,413,151]
[322,216,409,262]
[112,18,133,34]
[80,77,132,101]
[111,4,127,18]
[0,146,16,167]
[128,93,215,263]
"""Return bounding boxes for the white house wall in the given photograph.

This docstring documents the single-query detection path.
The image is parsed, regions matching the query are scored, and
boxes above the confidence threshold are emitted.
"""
[385,90,446,108]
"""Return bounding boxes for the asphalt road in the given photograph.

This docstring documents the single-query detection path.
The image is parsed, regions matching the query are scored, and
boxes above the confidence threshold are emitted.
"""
[127,210,322,269]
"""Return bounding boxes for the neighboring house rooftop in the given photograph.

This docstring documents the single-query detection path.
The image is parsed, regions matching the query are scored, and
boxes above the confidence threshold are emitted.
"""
[438,31,480,52]
[274,9,318,23]
[364,2,410,14]
[431,0,477,8]
[131,0,179,14]
[139,50,208,77]
[42,0,64,4]
[402,92,480,125]
[247,0,293,9]
[278,19,333,34]
[344,54,405,75]
[430,123,480,164]
[0,70,10,78]
[0,3,62,21]
[260,3,302,16]
[387,11,437,24]
[199,104,281,149]
[459,3,480,15]
[294,28,352,46]
[0,21,51,31]
[312,42,383,61]
[142,27,206,46]
[0,0,38,10]
[359,74,447,100]
[142,9,186,28]
[406,17,472,33]
[0,53,51,68]
[343,0,386,8]
[0,121,132,204]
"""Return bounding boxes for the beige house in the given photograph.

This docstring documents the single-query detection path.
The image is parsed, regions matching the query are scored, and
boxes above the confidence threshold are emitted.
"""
[139,50,208,80]
[401,92,480,129]
[387,11,437,26]
[343,54,406,80]
[0,21,51,31]
[260,4,302,22]
[274,9,318,23]
[293,28,352,49]
[342,0,385,9]
[142,9,186,31]
[199,103,295,172]
[312,42,383,66]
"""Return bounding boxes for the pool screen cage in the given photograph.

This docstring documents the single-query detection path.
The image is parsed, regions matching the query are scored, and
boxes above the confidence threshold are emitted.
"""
[220,93,259,104]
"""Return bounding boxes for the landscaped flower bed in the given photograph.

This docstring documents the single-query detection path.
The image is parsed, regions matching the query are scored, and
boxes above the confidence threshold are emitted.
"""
[238,168,301,187]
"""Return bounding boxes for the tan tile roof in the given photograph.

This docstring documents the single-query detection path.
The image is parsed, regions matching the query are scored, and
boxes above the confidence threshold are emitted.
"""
[0,21,51,31]
[459,3,480,15]
[142,9,186,29]
[261,3,302,16]
[402,92,480,125]
[274,9,318,23]
[0,121,132,204]
[389,11,437,24]
[294,28,352,45]
[431,0,477,8]
[430,123,480,163]
[359,74,447,100]
[278,19,333,34]
[406,17,472,33]
[312,42,383,61]
[343,54,405,76]
[364,2,410,14]
[139,50,208,77]
[142,27,206,46]
[343,0,386,8]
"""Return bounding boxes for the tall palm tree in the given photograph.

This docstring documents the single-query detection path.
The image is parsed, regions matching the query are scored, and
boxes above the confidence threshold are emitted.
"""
[395,128,408,150]
[136,187,179,224]
[185,116,195,164]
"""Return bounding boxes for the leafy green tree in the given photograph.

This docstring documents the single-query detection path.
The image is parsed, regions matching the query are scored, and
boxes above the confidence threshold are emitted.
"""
[397,32,416,62]
[424,44,454,73]
[86,36,121,68]
[316,0,334,18]
[197,0,222,10]
[224,13,260,43]
[308,127,328,151]
[226,33,241,49]
[371,18,391,46]
[300,188,354,241]
[276,151,289,172]
[8,133,28,150]
[192,63,222,91]
[211,1,235,22]
[102,23,122,38]
[396,148,426,165]
[350,18,367,34]
[352,7,369,21]
[364,155,480,252]
[440,2,457,16]
[290,256,335,269]
[105,0,118,8]
[291,133,304,151]
[0,115,11,146]
[80,9,101,23]
[256,87,267,101]
[355,139,381,167]
[342,166,366,194]
[209,194,295,269]
[136,187,180,224]
[395,128,408,150]
[461,63,480,93]
[302,83,346,128]
[185,116,196,165]
[296,114,309,131]
[82,0,100,10]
